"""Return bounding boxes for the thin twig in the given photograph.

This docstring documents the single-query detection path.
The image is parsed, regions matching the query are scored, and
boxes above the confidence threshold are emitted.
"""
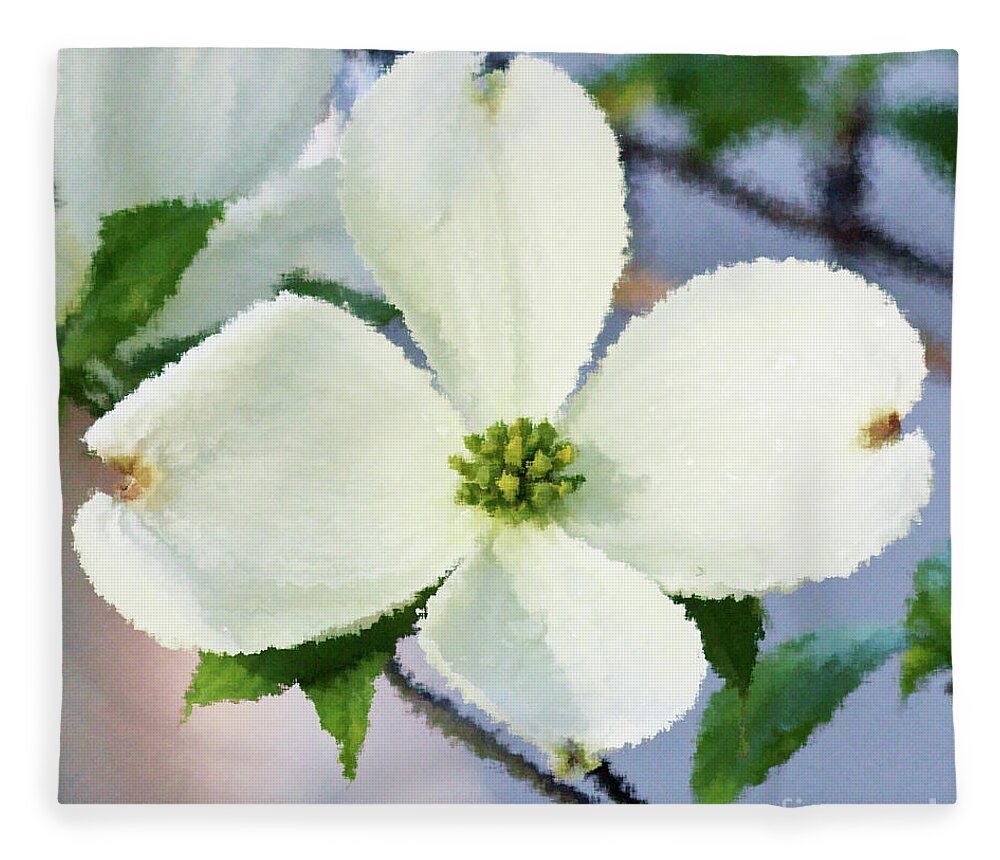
[385,657,602,804]
[586,761,647,804]
[620,136,953,287]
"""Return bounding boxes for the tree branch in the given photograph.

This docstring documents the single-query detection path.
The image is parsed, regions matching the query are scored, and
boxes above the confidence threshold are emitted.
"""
[385,657,645,804]
[620,136,953,288]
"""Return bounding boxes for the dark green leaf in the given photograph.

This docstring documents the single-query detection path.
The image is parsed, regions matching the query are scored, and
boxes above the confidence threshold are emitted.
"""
[120,333,208,382]
[58,199,224,413]
[592,55,825,157]
[183,582,440,779]
[901,547,952,698]
[279,269,402,327]
[677,595,765,697]
[184,583,437,713]
[691,623,905,803]
[884,103,958,181]
[302,651,389,779]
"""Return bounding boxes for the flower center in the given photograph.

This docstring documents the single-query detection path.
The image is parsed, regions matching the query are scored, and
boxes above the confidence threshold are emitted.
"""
[449,418,585,525]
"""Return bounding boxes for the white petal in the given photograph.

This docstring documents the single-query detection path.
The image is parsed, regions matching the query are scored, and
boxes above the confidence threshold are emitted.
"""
[119,157,378,354]
[73,494,239,653]
[563,258,932,598]
[55,48,336,320]
[339,52,628,428]
[297,105,345,169]
[417,526,707,765]
[74,294,482,653]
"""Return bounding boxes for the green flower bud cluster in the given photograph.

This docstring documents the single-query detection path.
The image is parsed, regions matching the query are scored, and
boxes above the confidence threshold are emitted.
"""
[449,418,586,525]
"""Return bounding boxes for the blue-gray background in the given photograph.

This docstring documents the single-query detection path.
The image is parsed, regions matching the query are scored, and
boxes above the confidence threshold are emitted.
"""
[59,50,955,803]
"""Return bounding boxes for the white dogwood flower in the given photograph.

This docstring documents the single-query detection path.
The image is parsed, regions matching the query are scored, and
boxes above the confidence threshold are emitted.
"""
[118,105,380,357]
[56,47,370,330]
[72,52,932,764]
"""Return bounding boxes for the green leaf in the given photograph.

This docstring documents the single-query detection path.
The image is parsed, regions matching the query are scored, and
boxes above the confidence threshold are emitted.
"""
[183,582,440,779]
[85,333,208,409]
[279,269,402,327]
[884,102,958,181]
[302,651,389,780]
[121,333,208,381]
[691,624,905,803]
[677,596,765,698]
[58,199,224,413]
[811,54,894,136]
[592,55,825,157]
[901,547,952,698]
[183,649,286,710]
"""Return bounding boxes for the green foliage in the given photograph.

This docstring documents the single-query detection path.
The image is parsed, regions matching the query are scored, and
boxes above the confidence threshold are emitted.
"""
[118,334,209,387]
[884,103,958,181]
[183,583,439,779]
[278,270,402,327]
[592,54,825,157]
[901,547,952,698]
[691,624,905,803]
[811,54,893,137]
[58,200,224,414]
[837,54,890,97]
[301,653,387,780]
[678,596,766,698]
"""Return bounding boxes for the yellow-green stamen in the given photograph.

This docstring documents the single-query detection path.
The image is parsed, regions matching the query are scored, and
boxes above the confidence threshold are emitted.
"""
[450,418,585,525]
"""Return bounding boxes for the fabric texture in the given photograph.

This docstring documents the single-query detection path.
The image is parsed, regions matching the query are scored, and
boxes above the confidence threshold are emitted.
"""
[57,48,955,805]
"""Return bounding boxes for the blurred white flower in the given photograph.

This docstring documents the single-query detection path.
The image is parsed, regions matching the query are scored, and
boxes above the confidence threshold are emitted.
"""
[56,48,375,335]
[72,52,932,765]
[118,120,378,357]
